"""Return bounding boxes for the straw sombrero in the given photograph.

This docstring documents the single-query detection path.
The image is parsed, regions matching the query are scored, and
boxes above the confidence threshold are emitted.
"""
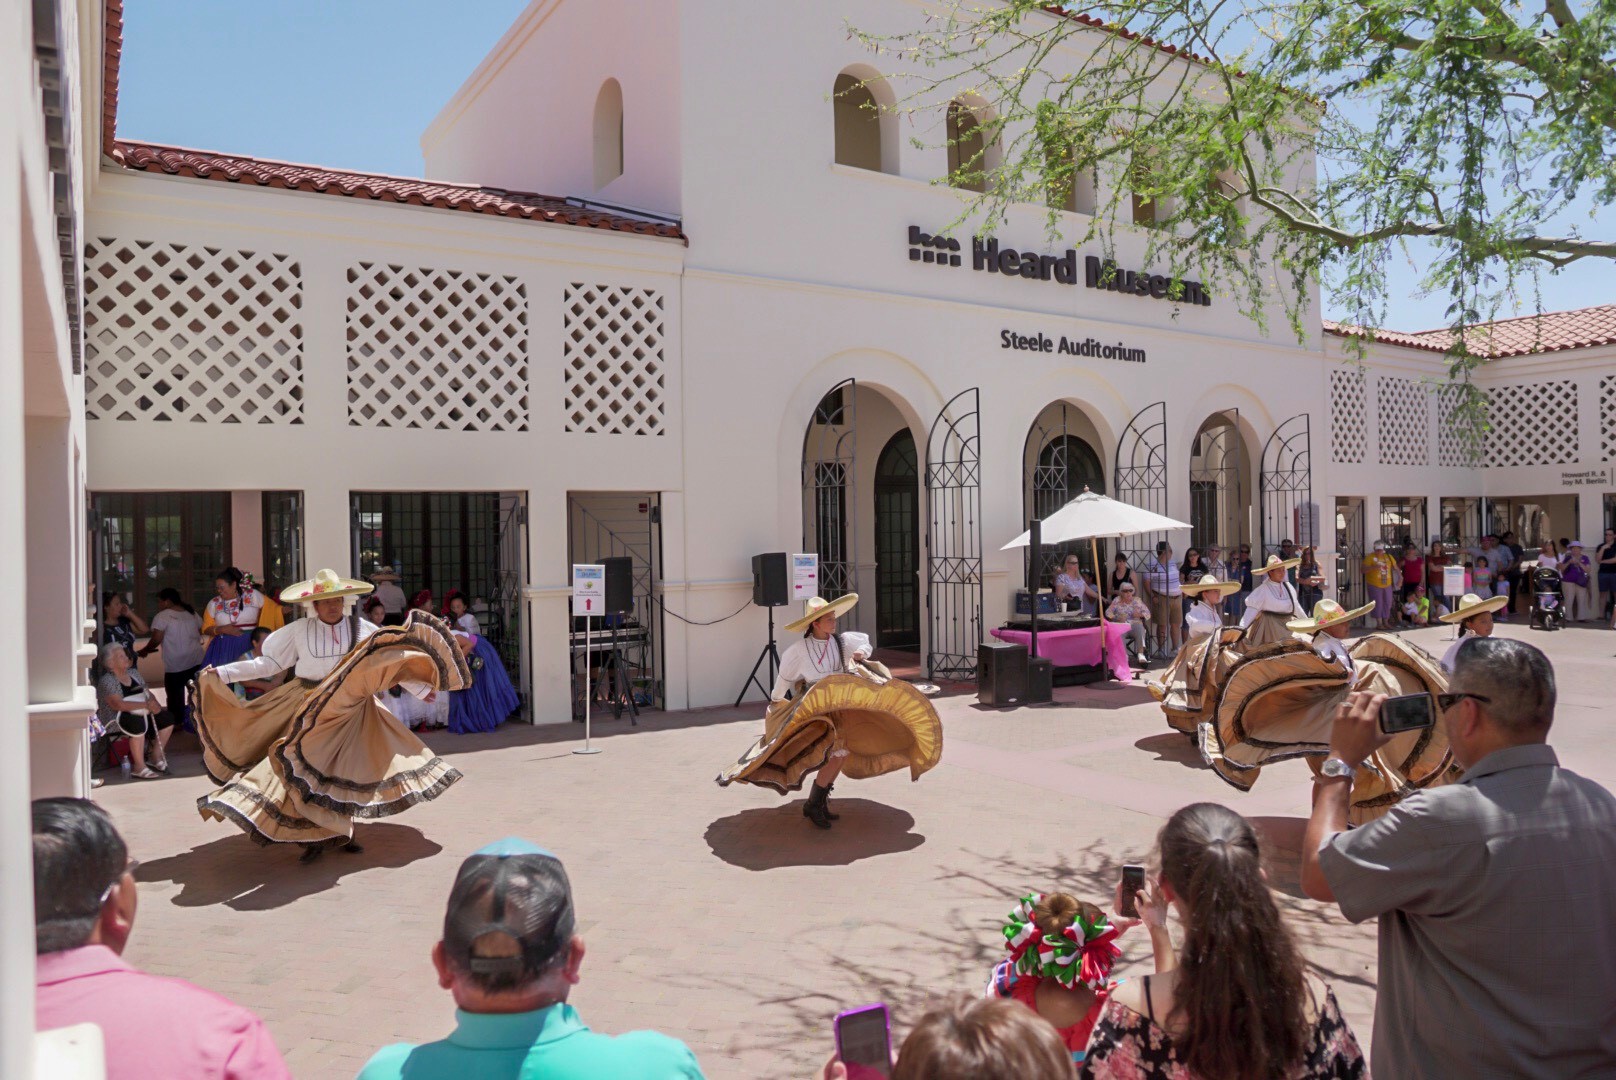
[1258,554,1302,574]
[280,568,374,604]
[1286,598,1374,633]
[783,593,859,634]
[1438,592,1509,625]
[1182,574,1241,598]
[369,565,402,583]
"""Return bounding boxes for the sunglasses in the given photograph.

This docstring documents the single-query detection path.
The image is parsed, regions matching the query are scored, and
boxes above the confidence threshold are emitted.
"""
[1437,692,1490,712]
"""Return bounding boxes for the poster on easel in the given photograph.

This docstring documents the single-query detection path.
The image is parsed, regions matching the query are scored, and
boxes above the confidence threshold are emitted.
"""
[791,553,819,600]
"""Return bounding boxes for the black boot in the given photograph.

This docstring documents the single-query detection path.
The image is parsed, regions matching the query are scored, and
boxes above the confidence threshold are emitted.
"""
[803,783,833,829]
[342,840,364,854]
[821,783,840,820]
[298,844,324,864]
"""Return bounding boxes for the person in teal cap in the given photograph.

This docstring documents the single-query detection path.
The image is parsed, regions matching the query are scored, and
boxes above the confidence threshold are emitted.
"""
[356,838,705,1080]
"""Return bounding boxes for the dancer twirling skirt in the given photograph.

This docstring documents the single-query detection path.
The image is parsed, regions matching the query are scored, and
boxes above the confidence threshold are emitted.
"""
[1199,599,1458,824]
[1238,554,1307,648]
[1150,574,1243,737]
[716,593,942,828]
[194,569,468,861]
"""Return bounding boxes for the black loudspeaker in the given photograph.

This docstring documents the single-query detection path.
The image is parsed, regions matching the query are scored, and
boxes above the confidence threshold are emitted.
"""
[978,641,1028,707]
[602,556,634,613]
[1027,656,1054,704]
[752,552,790,607]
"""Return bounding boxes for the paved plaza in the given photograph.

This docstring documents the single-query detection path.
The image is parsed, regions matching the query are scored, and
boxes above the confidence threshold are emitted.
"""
[98,622,1614,1079]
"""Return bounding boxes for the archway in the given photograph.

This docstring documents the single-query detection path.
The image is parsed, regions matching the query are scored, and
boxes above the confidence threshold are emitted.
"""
[874,430,920,649]
[1023,401,1107,587]
[1188,411,1253,556]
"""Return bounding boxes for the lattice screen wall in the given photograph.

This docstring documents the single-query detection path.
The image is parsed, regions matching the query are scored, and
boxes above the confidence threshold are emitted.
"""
[1602,377,1616,461]
[346,263,529,431]
[1376,376,1429,465]
[1436,384,1481,467]
[84,238,304,422]
[1484,381,1578,467]
[1330,369,1365,463]
[563,284,667,435]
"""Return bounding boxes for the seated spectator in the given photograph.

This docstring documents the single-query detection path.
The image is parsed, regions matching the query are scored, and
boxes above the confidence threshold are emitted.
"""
[1303,637,1616,1078]
[1105,584,1151,665]
[1400,582,1430,626]
[33,798,291,1079]
[94,642,172,779]
[358,838,705,1080]
[1055,554,1090,613]
[823,995,1076,1080]
[1082,803,1365,1078]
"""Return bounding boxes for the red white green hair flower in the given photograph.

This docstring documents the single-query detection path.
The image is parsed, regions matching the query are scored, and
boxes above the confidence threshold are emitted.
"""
[1001,893,1124,990]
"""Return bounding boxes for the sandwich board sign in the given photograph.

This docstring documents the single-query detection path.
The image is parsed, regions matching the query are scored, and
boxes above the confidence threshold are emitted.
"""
[571,564,605,617]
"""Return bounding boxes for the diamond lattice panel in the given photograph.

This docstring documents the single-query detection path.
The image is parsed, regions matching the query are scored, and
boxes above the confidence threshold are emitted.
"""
[84,238,304,422]
[1330,369,1365,463]
[563,284,666,435]
[1484,381,1578,467]
[1436,384,1481,467]
[1377,376,1429,465]
[1602,377,1616,461]
[346,263,529,431]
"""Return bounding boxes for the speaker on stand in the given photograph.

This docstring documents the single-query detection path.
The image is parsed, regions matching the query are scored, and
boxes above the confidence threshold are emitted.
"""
[599,556,639,724]
[736,553,789,705]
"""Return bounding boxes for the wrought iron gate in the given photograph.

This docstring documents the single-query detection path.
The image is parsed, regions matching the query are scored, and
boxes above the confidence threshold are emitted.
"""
[489,494,531,715]
[1113,402,1168,570]
[926,388,982,680]
[1023,404,1107,586]
[1260,413,1313,556]
[1334,497,1366,610]
[803,379,858,625]
[1190,409,1244,555]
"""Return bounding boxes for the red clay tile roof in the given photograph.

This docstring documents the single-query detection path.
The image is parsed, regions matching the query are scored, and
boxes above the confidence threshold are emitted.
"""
[101,0,123,156]
[107,141,685,239]
[1324,304,1616,359]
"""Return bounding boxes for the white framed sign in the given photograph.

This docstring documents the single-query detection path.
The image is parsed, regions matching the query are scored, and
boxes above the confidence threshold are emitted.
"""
[1442,565,1467,597]
[791,553,819,600]
[571,564,606,617]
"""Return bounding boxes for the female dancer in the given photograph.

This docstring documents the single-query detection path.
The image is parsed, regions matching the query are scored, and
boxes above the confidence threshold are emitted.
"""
[1151,575,1241,736]
[444,590,521,733]
[1237,554,1305,647]
[200,567,262,668]
[1438,592,1507,672]
[717,594,941,828]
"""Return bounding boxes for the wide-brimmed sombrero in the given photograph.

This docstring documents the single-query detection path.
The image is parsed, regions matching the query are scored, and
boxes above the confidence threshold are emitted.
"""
[784,593,859,634]
[1182,574,1242,598]
[369,565,401,583]
[1258,554,1302,574]
[1286,597,1374,633]
[280,568,374,604]
[1438,592,1509,624]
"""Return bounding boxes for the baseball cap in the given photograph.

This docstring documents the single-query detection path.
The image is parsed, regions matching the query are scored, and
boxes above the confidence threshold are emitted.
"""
[442,838,574,984]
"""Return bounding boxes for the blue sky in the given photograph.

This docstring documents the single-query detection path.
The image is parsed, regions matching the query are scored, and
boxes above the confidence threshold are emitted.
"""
[118,2,1610,331]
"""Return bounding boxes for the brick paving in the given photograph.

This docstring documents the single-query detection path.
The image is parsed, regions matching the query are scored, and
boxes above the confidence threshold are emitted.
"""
[96,622,1616,1079]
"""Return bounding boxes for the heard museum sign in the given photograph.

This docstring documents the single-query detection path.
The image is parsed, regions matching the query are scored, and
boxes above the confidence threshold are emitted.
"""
[907,226,1213,308]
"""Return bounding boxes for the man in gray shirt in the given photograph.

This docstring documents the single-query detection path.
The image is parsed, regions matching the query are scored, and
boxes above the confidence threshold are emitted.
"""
[1301,637,1616,1079]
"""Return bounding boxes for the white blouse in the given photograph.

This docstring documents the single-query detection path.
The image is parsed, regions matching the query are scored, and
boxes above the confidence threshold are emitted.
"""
[215,616,381,684]
[770,631,873,702]
[453,612,480,636]
[206,592,263,628]
[1240,580,1305,626]
[1186,600,1223,638]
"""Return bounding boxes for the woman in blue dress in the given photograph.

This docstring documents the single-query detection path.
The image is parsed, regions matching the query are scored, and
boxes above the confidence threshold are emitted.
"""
[445,591,520,733]
[200,566,263,668]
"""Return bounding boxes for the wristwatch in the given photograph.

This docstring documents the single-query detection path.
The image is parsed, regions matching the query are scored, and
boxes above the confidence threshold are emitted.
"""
[1318,757,1357,780]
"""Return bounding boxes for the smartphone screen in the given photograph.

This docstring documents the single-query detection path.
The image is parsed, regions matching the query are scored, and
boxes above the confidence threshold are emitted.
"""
[835,1004,892,1078]
[1378,692,1435,735]
[1120,864,1145,917]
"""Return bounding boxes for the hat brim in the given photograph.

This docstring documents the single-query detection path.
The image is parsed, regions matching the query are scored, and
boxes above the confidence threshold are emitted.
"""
[1438,595,1509,624]
[1260,557,1302,573]
[280,577,375,604]
[370,572,401,583]
[783,592,860,634]
[1286,600,1375,633]
[1182,579,1241,597]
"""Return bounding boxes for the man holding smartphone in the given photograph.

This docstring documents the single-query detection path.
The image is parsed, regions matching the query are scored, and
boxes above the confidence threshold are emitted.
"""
[1300,638,1616,1079]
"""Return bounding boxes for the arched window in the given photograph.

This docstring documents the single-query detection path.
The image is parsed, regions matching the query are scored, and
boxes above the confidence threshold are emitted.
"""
[947,100,993,193]
[834,73,884,172]
[1130,154,1161,227]
[1044,136,1096,215]
[593,79,624,188]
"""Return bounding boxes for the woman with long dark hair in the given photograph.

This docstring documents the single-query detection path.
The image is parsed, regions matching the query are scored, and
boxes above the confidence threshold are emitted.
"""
[201,566,262,668]
[1080,804,1364,1079]
[140,587,204,730]
[100,591,148,667]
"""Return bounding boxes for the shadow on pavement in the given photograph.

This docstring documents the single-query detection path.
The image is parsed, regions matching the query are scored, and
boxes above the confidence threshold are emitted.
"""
[1133,731,1207,769]
[136,821,441,911]
[704,799,925,870]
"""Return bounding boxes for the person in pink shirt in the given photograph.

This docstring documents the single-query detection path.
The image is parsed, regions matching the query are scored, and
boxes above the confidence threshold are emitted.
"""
[33,798,290,1080]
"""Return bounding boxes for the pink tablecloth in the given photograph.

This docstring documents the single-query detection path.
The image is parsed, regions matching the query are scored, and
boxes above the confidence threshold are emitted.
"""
[989,623,1133,683]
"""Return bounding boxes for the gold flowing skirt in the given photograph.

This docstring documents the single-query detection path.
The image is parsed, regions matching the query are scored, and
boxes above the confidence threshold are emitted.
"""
[716,663,943,795]
[195,613,470,847]
[1151,626,1247,736]
[1239,610,1298,649]
[1198,633,1459,824]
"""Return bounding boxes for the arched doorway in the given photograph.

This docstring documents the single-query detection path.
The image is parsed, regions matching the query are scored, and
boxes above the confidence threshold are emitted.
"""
[874,431,920,649]
[1189,411,1253,554]
[1024,402,1106,586]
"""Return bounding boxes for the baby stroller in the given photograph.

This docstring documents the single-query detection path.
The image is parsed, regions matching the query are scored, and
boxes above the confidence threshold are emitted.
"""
[1530,566,1564,631]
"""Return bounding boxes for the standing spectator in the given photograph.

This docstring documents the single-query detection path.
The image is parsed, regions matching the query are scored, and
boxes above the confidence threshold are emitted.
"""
[33,798,291,1079]
[1105,583,1152,666]
[1108,552,1136,598]
[1303,638,1616,1079]
[1596,527,1616,623]
[1424,541,1451,615]
[1081,803,1365,1078]
[1399,543,1424,604]
[99,592,147,668]
[1054,554,1090,613]
[358,838,705,1080]
[200,567,262,668]
[1225,543,1253,620]
[1178,548,1205,625]
[371,565,407,626]
[1470,556,1496,600]
[1362,541,1398,630]
[1535,538,1560,572]
[95,643,172,779]
[1202,544,1227,585]
[1559,540,1593,622]
[140,587,204,730]
[1142,543,1182,661]
[1278,538,1299,582]
[1500,530,1526,613]
[1296,546,1325,612]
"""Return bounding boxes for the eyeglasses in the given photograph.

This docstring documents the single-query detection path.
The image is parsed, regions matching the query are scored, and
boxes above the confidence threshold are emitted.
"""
[1437,692,1490,712]
[95,858,141,909]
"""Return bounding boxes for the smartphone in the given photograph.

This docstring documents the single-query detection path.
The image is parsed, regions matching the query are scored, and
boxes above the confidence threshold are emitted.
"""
[1119,864,1145,917]
[1378,692,1435,735]
[834,1003,892,1079]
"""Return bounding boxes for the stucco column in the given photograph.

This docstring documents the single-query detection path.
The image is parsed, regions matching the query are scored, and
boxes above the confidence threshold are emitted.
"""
[25,416,77,703]
[231,490,264,577]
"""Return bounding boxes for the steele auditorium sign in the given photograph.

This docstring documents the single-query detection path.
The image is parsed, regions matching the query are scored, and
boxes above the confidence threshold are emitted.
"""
[907,226,1213,308]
